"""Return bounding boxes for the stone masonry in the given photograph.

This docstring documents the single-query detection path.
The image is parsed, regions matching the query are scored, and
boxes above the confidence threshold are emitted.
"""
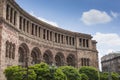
[0,0,99,80]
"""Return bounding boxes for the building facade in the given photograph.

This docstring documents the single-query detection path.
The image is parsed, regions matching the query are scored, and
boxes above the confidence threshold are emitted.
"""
[0,0,98,79]
[101,52,120,73]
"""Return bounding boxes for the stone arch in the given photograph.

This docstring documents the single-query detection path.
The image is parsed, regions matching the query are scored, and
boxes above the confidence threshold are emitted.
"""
[55,52,65,66]
[67,54,76,67]
[18,43,29,67]
[31,47,41,64]
[43,50,53,65]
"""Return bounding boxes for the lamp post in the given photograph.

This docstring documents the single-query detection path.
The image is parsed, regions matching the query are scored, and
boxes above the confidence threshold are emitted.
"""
[49,63,57,80]
[22,56,29,80]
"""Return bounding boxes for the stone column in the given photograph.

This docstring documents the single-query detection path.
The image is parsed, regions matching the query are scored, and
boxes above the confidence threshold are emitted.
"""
[36,26,39,37]
[63,35,66,44]
[52,32,55,42]
[21,17,23,31]
[9,7,12,23]
[12,9,14,24]
[34,24,36,35]
[29,22,31,35]
[16,11,19,29]
[49,31,51,40]
[45,29,47,40]
[25,19,27,33]
[40,28,43,39]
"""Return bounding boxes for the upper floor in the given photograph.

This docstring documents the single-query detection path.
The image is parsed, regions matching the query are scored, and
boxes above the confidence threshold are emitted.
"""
[0,0,97,51]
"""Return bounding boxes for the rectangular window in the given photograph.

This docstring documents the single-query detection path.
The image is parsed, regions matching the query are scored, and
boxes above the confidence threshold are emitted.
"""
[79,38,82,47]
[31,23,34,35]
[35,25,37,36]
[10,8,13,23]
[58,34,60,43]
[50,31,52,41]
[14,11,17,25]
[43,29,46,39]
[6,4,9,20]
[55,33,57,42]
[23,19,25,32]
[86,39,89,48]
[19,16,22,30]
[39,27,41,37]
[47,30,49,40]
[66,36,68,45]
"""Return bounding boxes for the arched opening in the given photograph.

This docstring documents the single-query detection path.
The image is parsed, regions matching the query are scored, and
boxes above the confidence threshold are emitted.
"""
[18,43,29,67]
[43,50,53,65]
[31,47,41,65]
[55,52,65,66]
[67,54,76,67]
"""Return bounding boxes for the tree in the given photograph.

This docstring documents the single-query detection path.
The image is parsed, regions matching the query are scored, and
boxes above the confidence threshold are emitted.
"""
[29,62,50,80]
[79,66,98,80]
[100,72,119,80]
[54,68,67,80]
[80,73,89,80]
[4,66,36,80]
[100,72,108,80]
[59,66,81,80]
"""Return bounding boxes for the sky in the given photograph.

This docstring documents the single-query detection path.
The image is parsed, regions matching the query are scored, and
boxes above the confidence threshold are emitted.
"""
[16,0,120,70]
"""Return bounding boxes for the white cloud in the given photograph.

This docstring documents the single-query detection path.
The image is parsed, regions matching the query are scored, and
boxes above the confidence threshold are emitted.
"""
[81,9,112,25]
[111,11,119,18]
[93,32,120,46]
[93,32,120,70]
[30,11,59,27]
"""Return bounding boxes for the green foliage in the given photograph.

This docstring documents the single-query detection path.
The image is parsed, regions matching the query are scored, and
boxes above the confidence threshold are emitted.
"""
[100,72,120,80]
[100,72,108,80]
[59,66,81,80]
[13,69,36,80]
[80,73,89,80]
[79,66,98,80]
[54,68,67,80]
[29,62,50,80]
[4,66,22,80]
[111,72,119,80]
[4,66,36,80]
[5,62,120,80]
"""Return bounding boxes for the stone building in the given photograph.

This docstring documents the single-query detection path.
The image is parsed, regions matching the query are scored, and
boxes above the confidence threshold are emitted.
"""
[0,0,98,79]
[101,52,120,73]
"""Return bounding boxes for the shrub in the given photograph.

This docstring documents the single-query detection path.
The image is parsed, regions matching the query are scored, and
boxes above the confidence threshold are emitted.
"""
[80,73,89,80]
[79,66,99,80]
[59,66,81,80]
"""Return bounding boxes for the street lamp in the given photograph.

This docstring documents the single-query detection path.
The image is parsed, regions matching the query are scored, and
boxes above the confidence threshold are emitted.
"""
[49,63,57,80]
[22,56,29,80]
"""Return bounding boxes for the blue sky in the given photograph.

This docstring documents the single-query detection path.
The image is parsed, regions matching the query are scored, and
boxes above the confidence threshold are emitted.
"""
[16,0,120,69]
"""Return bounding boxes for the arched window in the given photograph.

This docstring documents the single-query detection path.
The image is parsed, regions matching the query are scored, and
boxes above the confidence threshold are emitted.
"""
[31,47,41,65]
[5,41,16,59]
[18,47,25,62]
[43,50,53,65]
[9,42,12,58]
[12,44,15,59]
[18,43,29,67]
[6,41,9,57]
[55,52,65,66]
[67,54,76,67]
